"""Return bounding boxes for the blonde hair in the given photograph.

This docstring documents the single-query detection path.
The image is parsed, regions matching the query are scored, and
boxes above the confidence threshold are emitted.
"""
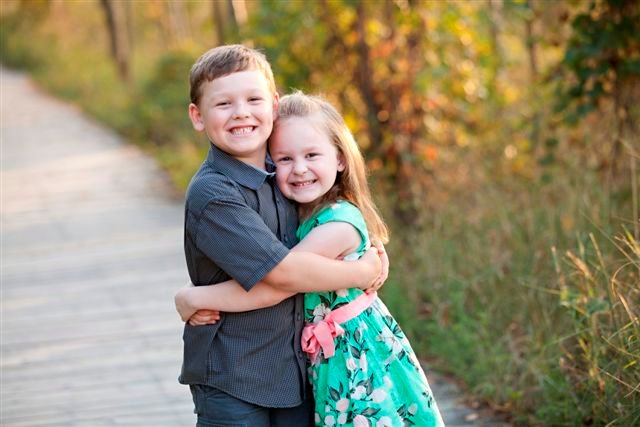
[276,92,389,243]
[189,44,276,105]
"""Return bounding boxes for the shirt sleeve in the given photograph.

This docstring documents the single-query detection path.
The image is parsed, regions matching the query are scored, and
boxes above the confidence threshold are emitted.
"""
[314,202,370,255]
[193,193,290,291]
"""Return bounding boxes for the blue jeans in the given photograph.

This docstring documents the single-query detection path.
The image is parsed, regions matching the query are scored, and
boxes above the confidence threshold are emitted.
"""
[190,385,313,427]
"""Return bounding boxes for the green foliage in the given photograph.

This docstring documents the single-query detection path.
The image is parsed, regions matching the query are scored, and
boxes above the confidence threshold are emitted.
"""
[557,0,640,124]
[133,48,197,145]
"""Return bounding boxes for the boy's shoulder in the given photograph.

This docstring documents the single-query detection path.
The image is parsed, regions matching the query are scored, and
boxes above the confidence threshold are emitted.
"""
[186,162,243,208]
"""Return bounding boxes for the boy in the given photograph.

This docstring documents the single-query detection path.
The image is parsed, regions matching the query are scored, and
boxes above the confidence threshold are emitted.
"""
[181,45,384,426]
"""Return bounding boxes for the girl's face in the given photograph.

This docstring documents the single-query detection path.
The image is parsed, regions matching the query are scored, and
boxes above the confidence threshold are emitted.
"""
[270,116,345,205]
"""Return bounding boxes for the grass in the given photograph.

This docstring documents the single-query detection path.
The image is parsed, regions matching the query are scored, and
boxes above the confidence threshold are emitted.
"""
[379,152,639,425]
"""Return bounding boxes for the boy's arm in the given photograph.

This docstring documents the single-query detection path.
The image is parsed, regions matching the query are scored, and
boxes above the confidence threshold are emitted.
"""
[194,192,383,295]
[176,222,382,320]
[175,281,293,321]
[263,221,383,292]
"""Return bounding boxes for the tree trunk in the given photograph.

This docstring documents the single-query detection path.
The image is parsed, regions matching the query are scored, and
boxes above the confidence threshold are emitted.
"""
[525,0,541,149]
[100,0,130,82]
[354,1,383,153]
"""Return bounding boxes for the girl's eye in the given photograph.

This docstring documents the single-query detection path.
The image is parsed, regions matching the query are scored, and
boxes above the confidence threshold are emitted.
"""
[249,97,263,103]
[307,153,320,159]
[215,101,230,107]
[277,157,292,162]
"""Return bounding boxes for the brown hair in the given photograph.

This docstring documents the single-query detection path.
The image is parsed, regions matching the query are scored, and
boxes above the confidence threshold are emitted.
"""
[189,44,276,105]
[276,91,389,243]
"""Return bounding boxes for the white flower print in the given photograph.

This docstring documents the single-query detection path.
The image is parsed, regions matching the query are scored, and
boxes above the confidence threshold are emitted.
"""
[336,288,349,297]
[351,385,366,400]
[408,403,418,415]
[377,328,403,354]
[371,388,387,403]
[336,398,349,412]
[354,415,369,427]
[376,417,393,427]
[346,358,358,371]
[312,303,330,323]
[338,413,348,424]
[360,352,368,373]
[324,415,335,426]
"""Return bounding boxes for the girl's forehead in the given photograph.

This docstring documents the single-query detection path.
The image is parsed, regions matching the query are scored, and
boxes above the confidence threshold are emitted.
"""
[272,120,332,149]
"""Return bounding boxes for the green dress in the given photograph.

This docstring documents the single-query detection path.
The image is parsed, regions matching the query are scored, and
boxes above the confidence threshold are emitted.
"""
[298,201,444,427]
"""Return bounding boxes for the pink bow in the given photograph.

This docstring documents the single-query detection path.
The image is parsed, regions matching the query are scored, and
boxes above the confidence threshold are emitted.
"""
[302,317,345,363]
[301,291,377,364]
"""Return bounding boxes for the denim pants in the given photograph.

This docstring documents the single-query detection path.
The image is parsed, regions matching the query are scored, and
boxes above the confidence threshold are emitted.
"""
[190,385,314,427]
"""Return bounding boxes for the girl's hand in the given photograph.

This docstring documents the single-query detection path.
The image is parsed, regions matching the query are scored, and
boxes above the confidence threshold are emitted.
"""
[175,286,199,321]
[188,310,221,326]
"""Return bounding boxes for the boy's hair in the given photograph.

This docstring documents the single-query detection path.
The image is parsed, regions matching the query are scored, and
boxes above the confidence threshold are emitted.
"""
[276,91,389,243]
[189,44,276,106]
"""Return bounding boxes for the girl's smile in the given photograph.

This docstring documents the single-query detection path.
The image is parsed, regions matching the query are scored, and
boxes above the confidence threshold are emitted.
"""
[270,116,345,205]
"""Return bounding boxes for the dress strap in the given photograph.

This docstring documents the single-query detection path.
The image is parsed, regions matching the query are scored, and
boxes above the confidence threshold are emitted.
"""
[301,292,377,363]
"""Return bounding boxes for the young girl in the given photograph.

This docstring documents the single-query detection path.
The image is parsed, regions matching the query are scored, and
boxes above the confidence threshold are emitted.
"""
[175,92,444,427]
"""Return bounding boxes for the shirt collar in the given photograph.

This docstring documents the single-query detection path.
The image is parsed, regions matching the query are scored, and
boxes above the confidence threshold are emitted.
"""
[206,144,276,190]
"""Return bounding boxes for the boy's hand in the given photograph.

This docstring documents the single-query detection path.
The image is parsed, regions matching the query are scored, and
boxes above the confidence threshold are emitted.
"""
[188,310,221,326]
[358,243,386,292]
[366,239,389,293]
[175,285,199,322]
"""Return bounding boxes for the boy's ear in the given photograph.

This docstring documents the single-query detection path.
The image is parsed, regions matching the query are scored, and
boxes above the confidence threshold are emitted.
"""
[272,92,280,120]
[188,103,205,132]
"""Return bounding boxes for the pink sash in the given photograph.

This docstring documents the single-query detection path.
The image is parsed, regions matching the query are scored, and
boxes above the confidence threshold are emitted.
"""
[301,291,377,363]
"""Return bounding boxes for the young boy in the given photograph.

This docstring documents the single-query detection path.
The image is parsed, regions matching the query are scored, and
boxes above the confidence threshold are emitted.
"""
[181,45,384,426]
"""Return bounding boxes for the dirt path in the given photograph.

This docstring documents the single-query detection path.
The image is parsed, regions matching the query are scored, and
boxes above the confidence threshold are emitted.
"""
[0,67,507,426]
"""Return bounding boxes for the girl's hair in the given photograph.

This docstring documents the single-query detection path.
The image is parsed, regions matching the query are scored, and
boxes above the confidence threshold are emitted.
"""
[276,91,389,243]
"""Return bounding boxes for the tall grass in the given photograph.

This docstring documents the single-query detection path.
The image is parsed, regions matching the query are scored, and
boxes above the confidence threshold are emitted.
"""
[379,149,639,425]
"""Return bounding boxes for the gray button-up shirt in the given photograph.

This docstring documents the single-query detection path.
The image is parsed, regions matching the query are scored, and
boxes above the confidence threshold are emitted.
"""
[179,144,306,407]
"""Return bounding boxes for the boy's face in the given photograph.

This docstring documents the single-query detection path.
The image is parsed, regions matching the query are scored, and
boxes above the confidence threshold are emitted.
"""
[188,70,278,169]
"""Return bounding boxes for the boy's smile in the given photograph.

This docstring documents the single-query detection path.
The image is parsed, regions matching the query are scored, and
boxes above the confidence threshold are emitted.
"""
[270,116,345,204]
[188,70,278,169]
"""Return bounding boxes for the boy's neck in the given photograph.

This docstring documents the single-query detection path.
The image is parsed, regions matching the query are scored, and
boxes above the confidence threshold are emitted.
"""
[237,155,267,170]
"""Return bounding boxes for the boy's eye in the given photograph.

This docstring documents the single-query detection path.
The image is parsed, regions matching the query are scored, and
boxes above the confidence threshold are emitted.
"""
[277,156,292,162]
[249,97,263,102]
[306,152,320,159]
[215,101,230,107]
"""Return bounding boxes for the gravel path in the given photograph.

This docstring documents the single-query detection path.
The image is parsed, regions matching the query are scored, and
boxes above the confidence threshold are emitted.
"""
[1,67,508,426]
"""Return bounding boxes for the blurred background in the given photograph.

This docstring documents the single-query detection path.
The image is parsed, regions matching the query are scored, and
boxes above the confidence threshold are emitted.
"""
[1,0,638,425]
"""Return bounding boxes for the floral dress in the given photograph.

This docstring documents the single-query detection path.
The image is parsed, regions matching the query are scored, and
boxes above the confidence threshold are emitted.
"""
[298,201,444,427]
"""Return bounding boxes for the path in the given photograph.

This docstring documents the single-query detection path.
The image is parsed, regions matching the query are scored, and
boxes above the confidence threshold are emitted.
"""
[0,67,506,426]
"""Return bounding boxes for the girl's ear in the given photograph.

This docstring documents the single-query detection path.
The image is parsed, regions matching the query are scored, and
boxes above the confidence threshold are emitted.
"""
[337,152,346,172]
[188,103,205,132]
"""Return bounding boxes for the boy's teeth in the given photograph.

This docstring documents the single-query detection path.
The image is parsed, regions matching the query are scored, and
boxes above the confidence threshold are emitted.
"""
[231,127,253,135]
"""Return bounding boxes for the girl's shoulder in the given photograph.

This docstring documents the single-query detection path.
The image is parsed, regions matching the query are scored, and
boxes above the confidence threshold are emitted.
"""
[297,201,369,252]
[314,200,364,227]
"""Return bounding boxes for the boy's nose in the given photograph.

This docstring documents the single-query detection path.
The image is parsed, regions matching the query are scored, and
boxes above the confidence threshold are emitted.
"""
[232,103,250,119]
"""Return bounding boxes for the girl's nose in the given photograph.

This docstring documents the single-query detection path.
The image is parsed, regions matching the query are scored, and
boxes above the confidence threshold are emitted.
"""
[293,161,307,174]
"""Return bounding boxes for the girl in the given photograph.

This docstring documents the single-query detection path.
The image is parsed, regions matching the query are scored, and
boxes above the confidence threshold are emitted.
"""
[175,92,444,427]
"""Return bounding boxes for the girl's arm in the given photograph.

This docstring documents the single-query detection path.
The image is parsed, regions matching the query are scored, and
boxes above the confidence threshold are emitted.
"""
[175,221,363,321]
